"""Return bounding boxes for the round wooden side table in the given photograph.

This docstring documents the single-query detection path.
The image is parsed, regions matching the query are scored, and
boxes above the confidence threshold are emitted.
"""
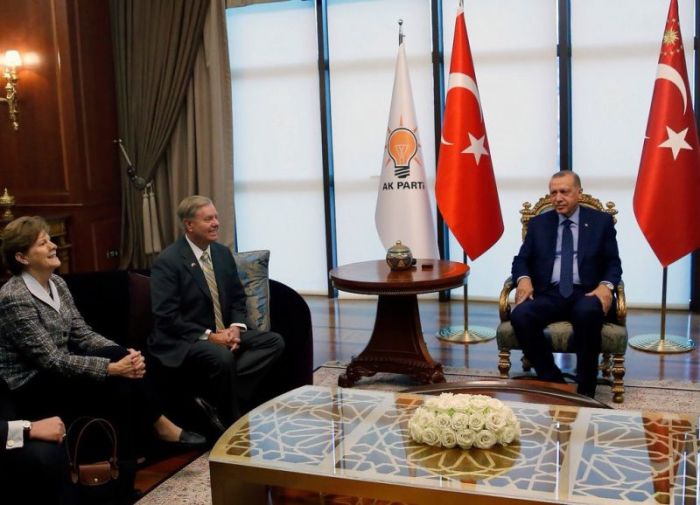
[329,259,468,387]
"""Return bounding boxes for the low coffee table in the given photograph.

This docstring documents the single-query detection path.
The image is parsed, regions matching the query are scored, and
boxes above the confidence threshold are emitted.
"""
[210,385,698,505]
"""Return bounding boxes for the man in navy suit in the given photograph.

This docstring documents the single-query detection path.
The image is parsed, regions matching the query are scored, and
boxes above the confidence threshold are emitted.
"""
[149,196,284,428]
[1,376,73,504]
[510,171,622,397]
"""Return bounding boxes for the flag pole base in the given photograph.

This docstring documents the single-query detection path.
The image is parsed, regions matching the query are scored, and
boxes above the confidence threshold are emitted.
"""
[436,325,496,344]
[628,333,695,353]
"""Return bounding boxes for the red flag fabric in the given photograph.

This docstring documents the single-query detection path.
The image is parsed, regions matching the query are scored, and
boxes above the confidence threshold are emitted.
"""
[634,0,700,267]
[435,7,503,261]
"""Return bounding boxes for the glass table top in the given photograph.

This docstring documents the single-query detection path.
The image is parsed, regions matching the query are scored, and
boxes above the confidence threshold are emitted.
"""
[210,386,699,504]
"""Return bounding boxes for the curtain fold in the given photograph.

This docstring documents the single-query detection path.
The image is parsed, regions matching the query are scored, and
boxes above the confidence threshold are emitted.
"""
[225,0,288,7]
[156,0,235,249]
[110,0,209,267]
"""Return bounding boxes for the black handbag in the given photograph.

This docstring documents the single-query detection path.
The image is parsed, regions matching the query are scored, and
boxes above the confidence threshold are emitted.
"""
[66,417,122,504]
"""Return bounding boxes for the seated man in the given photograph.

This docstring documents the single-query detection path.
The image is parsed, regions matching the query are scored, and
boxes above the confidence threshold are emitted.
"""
[149,195,285,430]
[510,171,622,397]
[1,388,74,504]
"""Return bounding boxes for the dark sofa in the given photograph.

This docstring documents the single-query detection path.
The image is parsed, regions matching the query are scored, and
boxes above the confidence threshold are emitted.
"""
[62,270,313,427]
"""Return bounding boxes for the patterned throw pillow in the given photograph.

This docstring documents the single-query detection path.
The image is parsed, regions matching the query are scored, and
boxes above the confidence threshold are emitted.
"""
[232,250,271,331]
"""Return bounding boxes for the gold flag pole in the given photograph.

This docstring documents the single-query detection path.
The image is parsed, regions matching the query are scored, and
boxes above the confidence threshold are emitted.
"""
[628,266,695,353]
[437,253,496,343]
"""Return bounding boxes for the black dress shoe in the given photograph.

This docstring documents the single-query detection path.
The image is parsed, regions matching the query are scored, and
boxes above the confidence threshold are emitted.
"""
[537,367,567,384]
[158,429,206,447]
[577,385,597,399]
[177,430,207,446]
[194,397,227,435]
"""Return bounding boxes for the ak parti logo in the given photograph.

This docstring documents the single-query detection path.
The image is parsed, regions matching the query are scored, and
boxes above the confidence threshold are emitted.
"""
[387,127,418,178]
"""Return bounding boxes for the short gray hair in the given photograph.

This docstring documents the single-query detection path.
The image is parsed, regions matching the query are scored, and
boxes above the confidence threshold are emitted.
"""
[177,195,213,222]
[551,170,581,188]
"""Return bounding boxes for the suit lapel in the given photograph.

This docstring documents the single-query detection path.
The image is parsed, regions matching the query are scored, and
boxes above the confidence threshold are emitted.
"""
[577,206,592,267]
[178,237,211,301]
[544,211,559,274]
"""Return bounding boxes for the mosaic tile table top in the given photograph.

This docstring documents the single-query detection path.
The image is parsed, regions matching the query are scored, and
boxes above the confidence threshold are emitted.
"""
[209,385,699,505]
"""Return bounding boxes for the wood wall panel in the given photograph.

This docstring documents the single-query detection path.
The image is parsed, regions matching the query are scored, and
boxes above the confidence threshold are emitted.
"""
[68,0,121,201]
[0,0,72,198]
[87,212,121,271]
[0,0,121,272]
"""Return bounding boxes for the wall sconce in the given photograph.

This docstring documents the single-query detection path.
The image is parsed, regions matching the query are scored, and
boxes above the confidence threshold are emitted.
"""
[0,187,15,224]
[0,50,22,131]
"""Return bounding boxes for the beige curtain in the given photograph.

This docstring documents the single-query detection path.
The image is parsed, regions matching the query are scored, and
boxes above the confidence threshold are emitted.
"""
[155,0,235,249]
[225,0,288,7]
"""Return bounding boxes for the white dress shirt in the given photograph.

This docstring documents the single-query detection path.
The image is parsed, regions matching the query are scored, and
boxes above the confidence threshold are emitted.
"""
[184,235,247,339]
[550,206,581,286]
[5,420,25,450]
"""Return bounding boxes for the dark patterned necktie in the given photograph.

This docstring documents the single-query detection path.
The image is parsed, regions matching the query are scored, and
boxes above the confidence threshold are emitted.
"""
[559,219,574,298]
[200,250,224,330]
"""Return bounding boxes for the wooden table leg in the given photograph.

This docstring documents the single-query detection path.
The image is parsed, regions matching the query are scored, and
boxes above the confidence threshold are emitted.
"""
[339,294,445,387]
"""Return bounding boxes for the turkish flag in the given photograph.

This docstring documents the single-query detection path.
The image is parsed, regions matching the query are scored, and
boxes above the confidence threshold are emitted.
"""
[435,7,503,261]
[634,0,700,267]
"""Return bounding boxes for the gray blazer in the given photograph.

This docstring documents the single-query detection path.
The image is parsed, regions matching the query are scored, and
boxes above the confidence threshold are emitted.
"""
[0,274,115,390]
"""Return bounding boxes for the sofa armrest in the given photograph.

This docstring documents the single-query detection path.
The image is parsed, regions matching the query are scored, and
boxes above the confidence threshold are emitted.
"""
[258,279,313,401]
[127,272,153,350]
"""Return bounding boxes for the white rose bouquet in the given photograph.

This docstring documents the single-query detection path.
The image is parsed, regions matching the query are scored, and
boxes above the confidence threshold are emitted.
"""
[408,393,520,450]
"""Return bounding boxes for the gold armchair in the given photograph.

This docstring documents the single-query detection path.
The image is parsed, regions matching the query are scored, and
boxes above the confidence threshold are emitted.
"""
[495,193,628,403]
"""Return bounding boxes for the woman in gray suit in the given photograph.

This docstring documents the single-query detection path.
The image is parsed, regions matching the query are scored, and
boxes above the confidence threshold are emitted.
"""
[0,216,205,459]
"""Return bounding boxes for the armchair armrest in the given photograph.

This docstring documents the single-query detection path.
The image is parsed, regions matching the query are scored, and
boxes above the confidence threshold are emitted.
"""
[615,280,627,325]
[499,276,515,322]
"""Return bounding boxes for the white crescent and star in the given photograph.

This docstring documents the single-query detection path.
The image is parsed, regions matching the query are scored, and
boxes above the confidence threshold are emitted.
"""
[440,72,489,164]
[654,64,694,159]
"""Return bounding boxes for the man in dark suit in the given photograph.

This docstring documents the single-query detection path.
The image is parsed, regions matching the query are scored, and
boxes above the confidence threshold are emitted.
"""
[510,171,622,397]
[149,196,284,428]
[1,376,73,504]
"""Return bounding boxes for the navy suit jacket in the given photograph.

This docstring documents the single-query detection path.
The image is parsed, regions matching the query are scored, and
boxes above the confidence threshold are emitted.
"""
[149,236,248,367]
[511,205,622,294]
[0,421,7,452]
[1,378,16,452]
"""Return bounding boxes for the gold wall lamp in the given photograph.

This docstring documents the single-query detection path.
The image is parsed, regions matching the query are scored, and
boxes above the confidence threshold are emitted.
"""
[0,50,22,131]
[0,187,15,224]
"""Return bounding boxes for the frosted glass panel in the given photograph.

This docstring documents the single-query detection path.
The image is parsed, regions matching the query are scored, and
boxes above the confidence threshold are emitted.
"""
[442,0,559,299]
[572,0,694,307]
[227,2,327,293]
[328,0,437,269]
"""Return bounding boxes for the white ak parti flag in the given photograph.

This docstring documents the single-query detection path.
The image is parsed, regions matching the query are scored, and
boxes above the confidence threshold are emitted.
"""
[375,41,439,259]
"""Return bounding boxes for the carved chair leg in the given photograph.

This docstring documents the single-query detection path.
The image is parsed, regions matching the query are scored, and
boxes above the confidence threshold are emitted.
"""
[521,355,532,372]
[611,353,625,403]
[498,350,512,379]
[599,352,612,378]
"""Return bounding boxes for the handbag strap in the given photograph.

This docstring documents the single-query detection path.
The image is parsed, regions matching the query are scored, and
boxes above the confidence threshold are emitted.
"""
[66,417,119,483]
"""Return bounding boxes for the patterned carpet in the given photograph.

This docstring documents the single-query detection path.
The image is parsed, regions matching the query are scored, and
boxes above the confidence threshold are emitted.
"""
[136,362,700,505]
